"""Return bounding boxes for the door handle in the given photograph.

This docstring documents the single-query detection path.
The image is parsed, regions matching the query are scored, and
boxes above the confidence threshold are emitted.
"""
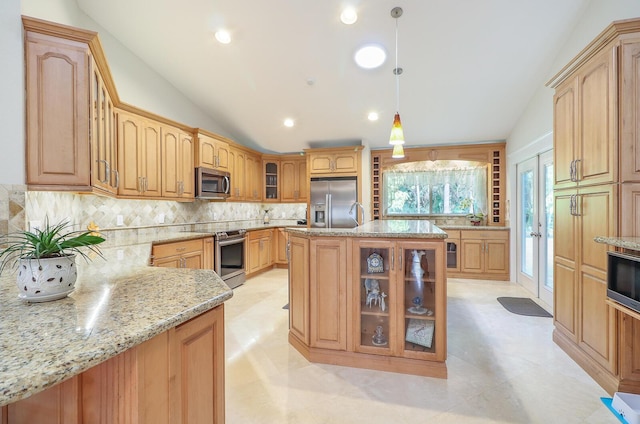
[391,248,394,271]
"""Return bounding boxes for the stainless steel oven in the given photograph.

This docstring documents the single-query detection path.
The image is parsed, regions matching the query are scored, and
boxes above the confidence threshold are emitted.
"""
[214,230,246,289]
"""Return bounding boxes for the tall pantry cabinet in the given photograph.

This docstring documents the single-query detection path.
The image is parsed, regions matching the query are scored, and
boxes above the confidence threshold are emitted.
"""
[548,18,640,395]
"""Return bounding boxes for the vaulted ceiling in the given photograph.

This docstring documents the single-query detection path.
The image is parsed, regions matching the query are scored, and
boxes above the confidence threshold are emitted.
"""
[76,0,589,153]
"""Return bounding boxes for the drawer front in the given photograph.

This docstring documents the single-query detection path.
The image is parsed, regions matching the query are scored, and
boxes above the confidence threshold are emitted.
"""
[460,230,509,240]
[153,238,204,258]
[248,229,272,241]
[444,230,460,239]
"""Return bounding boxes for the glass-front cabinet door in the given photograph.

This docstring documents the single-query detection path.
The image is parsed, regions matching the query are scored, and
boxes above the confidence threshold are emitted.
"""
[354,240,395,355]
[399,241,444,361]
[354,239,445,361]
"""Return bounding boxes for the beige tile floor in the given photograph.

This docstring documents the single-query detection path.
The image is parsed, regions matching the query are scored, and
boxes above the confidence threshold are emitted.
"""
[224,269,617,423]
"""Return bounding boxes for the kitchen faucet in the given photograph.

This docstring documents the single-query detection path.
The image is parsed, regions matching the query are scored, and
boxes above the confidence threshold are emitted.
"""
[349,201,365,226]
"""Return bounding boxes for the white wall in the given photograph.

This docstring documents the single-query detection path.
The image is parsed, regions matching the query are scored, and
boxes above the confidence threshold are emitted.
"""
[0,0,24,184]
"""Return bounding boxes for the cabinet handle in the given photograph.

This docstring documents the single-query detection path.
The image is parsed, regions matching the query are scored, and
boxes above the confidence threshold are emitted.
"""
[96,160,109,184]
[391,248,394,271]
[176,247,186,252]
[573,159,581,182]
[573,194,581,217]
[144,177,149,193]
[113,169,120,189]
[569,160,575,182]
[286,239,290,261]
[398,248,402,269]
[138,176,143,193]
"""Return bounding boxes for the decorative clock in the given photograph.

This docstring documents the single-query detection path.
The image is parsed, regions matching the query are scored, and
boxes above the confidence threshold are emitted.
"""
[366,252,384,273]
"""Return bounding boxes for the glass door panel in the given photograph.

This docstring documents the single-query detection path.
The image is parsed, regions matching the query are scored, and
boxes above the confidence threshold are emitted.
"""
[357,242,392,354]
[402,246,437,355]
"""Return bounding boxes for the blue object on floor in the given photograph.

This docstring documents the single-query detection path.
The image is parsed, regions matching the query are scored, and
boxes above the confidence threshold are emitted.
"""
[602,397,629,423]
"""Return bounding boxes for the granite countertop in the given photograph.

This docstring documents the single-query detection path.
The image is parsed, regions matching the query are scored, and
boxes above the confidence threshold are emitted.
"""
[285,219,448,239]
[594,236,640,251]
[0,240,233,407]
[438,225,510,231]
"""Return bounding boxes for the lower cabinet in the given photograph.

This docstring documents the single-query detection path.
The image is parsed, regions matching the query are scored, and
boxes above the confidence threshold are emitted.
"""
[274,227,289,266]
[151,237,212,269]
[447,229,509,280]
[246,229,273,276]
[6,305,225,424]
[288,235,309,345]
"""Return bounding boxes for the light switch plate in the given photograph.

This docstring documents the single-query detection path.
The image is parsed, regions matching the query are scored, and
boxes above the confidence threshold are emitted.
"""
[116,215,124,226]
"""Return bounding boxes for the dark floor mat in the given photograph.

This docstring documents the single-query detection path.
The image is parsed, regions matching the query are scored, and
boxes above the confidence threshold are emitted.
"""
[497,297,552,317]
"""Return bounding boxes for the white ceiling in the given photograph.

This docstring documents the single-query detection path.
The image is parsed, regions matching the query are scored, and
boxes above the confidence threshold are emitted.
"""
[76,0,588,153]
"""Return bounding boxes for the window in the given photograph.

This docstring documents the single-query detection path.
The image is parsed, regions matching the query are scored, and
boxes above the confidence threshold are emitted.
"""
[383,160,487,216]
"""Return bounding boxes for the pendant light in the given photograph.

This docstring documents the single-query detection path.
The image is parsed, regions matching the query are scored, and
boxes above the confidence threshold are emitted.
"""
[390,6,405,159]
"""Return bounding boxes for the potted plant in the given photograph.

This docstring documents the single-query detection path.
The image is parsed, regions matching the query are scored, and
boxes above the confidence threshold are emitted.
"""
[0,219,105,302]
[466,212,485,226]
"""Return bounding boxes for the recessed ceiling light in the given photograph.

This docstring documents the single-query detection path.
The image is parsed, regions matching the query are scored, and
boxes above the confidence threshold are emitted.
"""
[284,118,295,128]
[340,7,358,25]
[368,112,379,121]
[354,44,386,69]
[215,29,231,44]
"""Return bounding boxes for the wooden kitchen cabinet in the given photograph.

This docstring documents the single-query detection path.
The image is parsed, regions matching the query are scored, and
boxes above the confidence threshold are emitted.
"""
[353,239,446,366]
[245,153,262,201]
[275,227,290,266]
[307,146,362,176]
[552,46,616,190]
[151,238,210,269]
[195,131,230,171]
[24,28,91,189]
[281,156,308,202]
[7,306,225,424]
[161,125,194,200]
[288,235,310,345]
[90,57,118,195]
[246,229,273,275]
[116,110,163,198]
[309,238,348,350]
[456,230,509,280]
[228,146,246,200]
[170,305,225,424]
[263,158,280,201]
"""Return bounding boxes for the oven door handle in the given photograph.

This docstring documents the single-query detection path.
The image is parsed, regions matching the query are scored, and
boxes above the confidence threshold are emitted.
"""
[217,236,245,247]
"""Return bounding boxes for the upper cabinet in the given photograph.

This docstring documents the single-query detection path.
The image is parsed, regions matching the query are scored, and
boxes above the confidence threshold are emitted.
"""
[306,146,362,176]
[620,39,640,183]
[552,47,616,189]
[281,156,308,203]
[263,158,279,202]
[162,125,194,200]
[245,153,262,202]
[195,131,230,171]
[116,110,163,198]
[228,146,246,201]
[24,26,92,190]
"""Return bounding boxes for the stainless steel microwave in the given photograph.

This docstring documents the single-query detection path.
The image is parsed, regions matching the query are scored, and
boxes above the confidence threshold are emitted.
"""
[195,167,230,199]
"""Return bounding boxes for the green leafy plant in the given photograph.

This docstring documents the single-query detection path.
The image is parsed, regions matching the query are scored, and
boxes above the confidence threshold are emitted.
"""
[0,219,105,275]
[466,212,485,223]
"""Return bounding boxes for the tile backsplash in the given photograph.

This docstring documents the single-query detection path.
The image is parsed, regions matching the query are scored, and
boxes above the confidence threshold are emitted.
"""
[0,186,306,234]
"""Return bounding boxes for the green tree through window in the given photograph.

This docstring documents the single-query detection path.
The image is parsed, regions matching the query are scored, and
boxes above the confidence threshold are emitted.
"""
[383,161,488,216]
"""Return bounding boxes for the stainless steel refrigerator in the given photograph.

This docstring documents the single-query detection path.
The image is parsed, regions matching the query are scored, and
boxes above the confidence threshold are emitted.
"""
[310,177,358,228]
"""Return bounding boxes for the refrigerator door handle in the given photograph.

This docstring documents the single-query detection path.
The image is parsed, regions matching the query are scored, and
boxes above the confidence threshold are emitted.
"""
[326,194,332,228]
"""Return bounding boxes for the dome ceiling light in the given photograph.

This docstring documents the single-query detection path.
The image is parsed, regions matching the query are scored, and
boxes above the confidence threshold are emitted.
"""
[354,44,386,69]
[340,7,358,25]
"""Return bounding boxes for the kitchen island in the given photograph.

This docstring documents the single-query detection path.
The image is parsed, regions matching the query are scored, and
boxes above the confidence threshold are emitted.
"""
[286,220,449,378]
[0,235,232,423]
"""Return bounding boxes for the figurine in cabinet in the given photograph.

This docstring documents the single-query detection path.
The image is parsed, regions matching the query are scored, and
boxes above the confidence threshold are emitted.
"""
[411,250,425,278]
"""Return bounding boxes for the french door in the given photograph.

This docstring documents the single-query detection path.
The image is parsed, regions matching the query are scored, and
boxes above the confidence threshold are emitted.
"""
[516,151,554,307]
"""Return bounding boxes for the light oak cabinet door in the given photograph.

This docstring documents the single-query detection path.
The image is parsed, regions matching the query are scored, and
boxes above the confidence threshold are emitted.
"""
[246,229,273,274]
[289,235,310,345]
[553,189,579,342]
[553,47,616,189]
[275,228,289,265]
[459,230,509,278]
[263,159,279,201]
[308,150,359,175]
[281,158,308,202]
[162,126,194,200]
[7,377,81,424]
[90,58,118,195]
[229,147,246,200]
[620,40,640,183]
[25,32,91,188]
[151,238,205,269]
[245,153,262,201]
[309,238,348,350]
[196,133,229,171]
[117,111,162,197]
[170,306,225,424]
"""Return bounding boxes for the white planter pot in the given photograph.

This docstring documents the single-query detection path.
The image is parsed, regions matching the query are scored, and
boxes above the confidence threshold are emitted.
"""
[16,254,78,302]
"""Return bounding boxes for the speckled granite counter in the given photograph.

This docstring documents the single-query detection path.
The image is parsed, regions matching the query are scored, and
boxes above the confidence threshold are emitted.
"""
[285,219,447,238]
[594,236,640,251]
[438,225,510,231]
[0,239,233,407]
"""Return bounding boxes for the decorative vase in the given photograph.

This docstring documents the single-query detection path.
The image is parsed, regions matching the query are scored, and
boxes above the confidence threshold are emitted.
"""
[16,254,78,302]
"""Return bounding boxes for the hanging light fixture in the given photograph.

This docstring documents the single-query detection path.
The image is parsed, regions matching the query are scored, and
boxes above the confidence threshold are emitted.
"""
[390,6,405,158]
